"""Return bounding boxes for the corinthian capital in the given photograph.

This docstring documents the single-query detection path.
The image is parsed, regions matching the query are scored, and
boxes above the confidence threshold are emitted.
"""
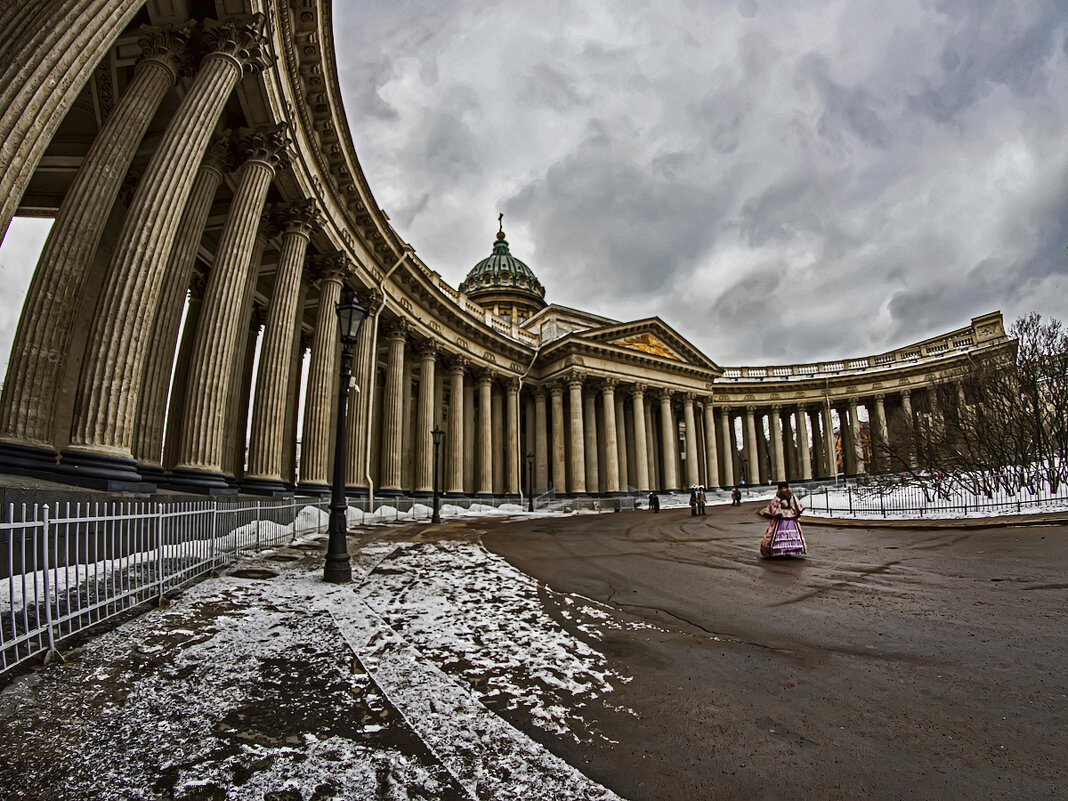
[309,251,353,286]
[277,198,323,238]
[359,288,383,314]
[200,14,273,76]
[239,123,292,173]
[137,22,195,78]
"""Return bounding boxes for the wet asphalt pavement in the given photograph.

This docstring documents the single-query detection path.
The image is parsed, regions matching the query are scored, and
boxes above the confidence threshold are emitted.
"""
[483,502,1068,801]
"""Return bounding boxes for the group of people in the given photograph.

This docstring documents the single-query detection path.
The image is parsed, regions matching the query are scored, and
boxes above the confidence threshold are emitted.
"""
[646,481,808,559]
[688,485,708,515]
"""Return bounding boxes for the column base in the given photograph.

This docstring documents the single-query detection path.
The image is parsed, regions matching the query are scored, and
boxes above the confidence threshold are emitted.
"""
[241,476,294,497]
[165,467,237,495]
[0,441,61,479]
[410,490,433,499]
[377,488,406,498]
[295,482,330,497]
[344,486,369,498]
[57,448,156,493]
[137,463,168,484]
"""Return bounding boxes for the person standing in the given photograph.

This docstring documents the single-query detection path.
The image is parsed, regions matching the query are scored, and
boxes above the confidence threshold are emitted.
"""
[758,481,807,558]
[649,492,660,513]
[689,485,698,516]
[697,485,707,515]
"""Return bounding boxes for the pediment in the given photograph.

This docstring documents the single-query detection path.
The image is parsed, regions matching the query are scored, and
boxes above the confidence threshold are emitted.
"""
[572,317,722,372]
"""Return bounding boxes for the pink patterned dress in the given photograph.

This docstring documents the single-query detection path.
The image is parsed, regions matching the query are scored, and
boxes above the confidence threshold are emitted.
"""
[759,493,807,558]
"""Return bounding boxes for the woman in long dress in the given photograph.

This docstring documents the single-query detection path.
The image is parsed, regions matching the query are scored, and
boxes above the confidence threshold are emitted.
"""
[759,481,807,558]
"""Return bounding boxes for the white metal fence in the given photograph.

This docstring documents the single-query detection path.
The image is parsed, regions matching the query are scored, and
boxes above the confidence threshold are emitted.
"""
[805,480,1068,519]
[1,497,328,675]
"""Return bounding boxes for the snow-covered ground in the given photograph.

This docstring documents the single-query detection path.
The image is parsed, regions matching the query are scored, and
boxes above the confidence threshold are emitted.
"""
[803,482,1068,520]
[0,532,631,800]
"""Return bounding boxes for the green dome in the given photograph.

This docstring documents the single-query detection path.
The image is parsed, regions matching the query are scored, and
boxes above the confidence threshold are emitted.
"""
[459,233,546,302]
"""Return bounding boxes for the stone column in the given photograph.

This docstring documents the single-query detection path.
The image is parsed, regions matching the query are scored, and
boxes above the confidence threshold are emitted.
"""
[345,290,381,493]
[163,273,206,471]
[847,398,864,475]
[796,407,813,480]
[646,400,659,489]
[60,18,272,486]
[565,373,587,494]
[770,405,786,483]
[228,307,263,482]
[132,135,229,478]
[719,406,734,487]
[658,389,678,491]
[583,388,599,492]
[822,402,837,477]
[534,388,549,493]
[872,394,889,473]
[445,356,466,495]
[283,332,309,486]
[244,201,322,492]
[412,340,440,495]
[0,25,191,470]
[167,125,290,489]
[682,394,700,487]
[477,371,494,495]
[703,401,720,488]
[900,389,917,468]
[297,254,351,493]
[809,407,824,477]
[601,380,620,493]
[757,414,770,485]
[743,406,760,486]
[631,385,650,491]
[550,383,566,492]
[613,390,628,490]
[505,378,520,495]
[377,319,409,494]
[0,0,147,240]
[782,413,796,481]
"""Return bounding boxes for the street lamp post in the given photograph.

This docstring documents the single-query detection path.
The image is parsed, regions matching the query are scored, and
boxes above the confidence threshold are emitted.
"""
[324,292,368,584]
[431,425,444,524]
[525,452,534,512]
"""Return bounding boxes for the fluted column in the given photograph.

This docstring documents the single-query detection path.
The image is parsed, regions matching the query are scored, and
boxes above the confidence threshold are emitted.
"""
[900,389,917,468]
[0,25,191,470]
[505,378,520,495]
[782,413,796,480]
[379,319,408,493]
[822,402,837,476]
[657,389,678,491]
[567,373,587,494]
[167,125,289,489]
[491,388,504,493]
[298,254,352,492]
[770,405,786,483]
[601,380,620,493]
[550,384,566,492]
[0,0,146,240]
[283,332,310,486]
[719,407,734,486]
[445,356,466,494]
[742,406,759,486]
[631,385,650,491]
[244,202,322,492]
[345,289,382,492]
[60,17,272,486]
[477,371,494,495]
[534,389,549,493]
[583,387,599,492]
[413,340,440,494]
[163,274,206,471]
[228,307,263,482]
[463,384,475,492]
[847,398,864,474]
[132,136,229,477]
[646,399,659,488]
[796,407,813,480]
[703,401,720,488]
[682,394,699,486]
[872,394,889,472]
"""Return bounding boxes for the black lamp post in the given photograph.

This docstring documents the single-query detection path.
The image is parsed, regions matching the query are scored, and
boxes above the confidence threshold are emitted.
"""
[526,452,534,512]
[324,292,368,584]
[431,425,444,524]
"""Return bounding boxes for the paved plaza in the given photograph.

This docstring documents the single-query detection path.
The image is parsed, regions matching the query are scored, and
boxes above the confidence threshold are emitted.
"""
[1,503,1065,800]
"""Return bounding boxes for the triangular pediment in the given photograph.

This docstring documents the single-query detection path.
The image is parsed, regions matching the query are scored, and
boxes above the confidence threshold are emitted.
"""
[572,317,722,372]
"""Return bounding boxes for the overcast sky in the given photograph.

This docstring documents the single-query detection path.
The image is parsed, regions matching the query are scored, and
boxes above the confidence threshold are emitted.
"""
[1,0,1066,375]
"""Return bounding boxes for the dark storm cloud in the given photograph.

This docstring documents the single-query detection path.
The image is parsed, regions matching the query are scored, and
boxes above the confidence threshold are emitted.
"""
[328,1,1068,363]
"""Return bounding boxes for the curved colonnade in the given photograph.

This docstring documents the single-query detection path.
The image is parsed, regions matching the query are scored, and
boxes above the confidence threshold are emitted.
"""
[0,0,1012,497]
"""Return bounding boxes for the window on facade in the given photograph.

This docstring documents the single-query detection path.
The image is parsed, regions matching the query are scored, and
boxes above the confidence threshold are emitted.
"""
[501,313,511,323]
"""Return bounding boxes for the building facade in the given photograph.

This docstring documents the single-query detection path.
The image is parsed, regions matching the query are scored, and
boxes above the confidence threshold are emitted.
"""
[0,0,1012,497]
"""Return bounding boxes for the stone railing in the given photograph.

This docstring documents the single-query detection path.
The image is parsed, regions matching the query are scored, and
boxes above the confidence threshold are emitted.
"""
[717,330,981,383]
